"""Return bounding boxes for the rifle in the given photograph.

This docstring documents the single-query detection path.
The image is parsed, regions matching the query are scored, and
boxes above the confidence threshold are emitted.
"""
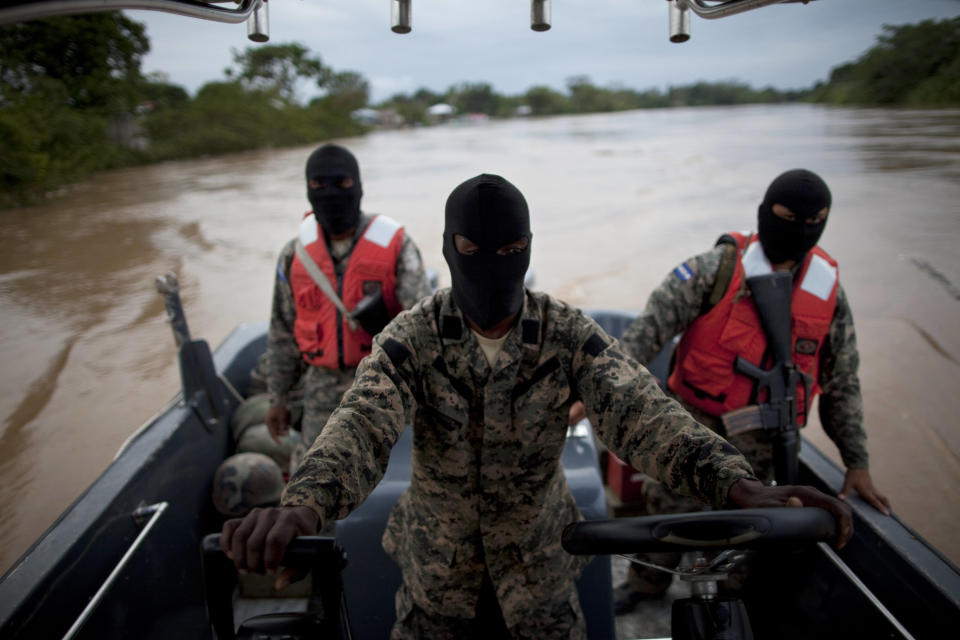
[720,271,812,485]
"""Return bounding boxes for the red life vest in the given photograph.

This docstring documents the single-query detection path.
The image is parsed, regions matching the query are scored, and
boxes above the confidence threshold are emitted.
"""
[668,232,839,424]
[290,213,404,368]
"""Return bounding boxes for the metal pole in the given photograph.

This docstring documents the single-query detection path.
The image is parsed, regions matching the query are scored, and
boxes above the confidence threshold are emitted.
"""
[531,0,551,32]
[669,0,691,42]
[246,0,269,42]
[684,0,786,20]
[391,0,412,34]
[62,503,169,640]
[0,0,260,26]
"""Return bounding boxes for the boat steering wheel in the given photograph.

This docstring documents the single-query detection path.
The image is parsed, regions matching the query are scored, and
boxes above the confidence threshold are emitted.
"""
[563,507,838,640]
[562,506,837,556]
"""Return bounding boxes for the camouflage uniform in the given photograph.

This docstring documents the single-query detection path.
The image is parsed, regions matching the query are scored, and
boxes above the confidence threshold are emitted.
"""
[618,241,868,594]
[266,212,432,472]
[281,288,756,639]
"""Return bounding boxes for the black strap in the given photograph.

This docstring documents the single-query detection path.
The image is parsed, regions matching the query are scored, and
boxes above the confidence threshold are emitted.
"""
[706,238,739,312]
[521,319,540,344]
[582,333,608,358]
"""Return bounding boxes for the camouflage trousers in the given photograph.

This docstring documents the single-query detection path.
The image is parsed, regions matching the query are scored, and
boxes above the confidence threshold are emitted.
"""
[624,402,778,595]
[390,572,586,640]
[288,365,357,475]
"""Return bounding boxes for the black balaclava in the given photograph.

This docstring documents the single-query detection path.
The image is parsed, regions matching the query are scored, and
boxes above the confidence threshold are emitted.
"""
[305,144,363,236]
[442,174,532,331]
[757,168,832,264]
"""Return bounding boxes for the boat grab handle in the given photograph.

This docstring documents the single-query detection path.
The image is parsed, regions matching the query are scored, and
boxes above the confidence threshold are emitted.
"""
[61,502,169,640]
[0,1,260,27]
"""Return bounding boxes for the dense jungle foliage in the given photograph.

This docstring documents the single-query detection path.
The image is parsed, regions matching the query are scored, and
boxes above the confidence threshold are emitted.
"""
[1,13,957,209]
[809,18,960,106]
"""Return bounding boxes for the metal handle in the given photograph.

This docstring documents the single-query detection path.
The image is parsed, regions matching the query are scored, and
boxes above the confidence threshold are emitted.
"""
[246,0,269,42]
[679,0,787,20]
[391,0,411,34]
[0,0,261,26]
[669,0,691,42]
[62,502,169,640]
[531,0,551,32]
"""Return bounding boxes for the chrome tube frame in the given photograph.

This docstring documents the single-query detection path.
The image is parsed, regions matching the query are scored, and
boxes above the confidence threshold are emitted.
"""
[61,502,170,640]
[679,0,790,20]
[0,0,259,26]
[391,0,411,34]
[669,0,691,42]
[246,0,268,42]
[816,542,917,640]
[531,0,550,32]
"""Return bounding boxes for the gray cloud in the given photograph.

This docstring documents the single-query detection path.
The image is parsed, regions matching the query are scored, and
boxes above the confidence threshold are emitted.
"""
[131,0,960,102]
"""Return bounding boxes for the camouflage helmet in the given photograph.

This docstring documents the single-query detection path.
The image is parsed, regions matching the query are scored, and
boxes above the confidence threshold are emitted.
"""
[231,393,305,442]
[236,423,300,469]
[212,452,285,517]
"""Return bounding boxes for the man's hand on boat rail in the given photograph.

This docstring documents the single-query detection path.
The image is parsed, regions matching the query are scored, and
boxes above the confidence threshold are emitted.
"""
[839,468,891,516]
[221,505,320,590]
[727,478,854,549]
[265,405,292,443]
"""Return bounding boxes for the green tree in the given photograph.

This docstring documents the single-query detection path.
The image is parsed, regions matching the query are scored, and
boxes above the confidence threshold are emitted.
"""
[449,82,501,115]
[0,12,148,112]
[524,85,569,115]
[860,19,960,104]
[566,76,617,113]
[226,42,328,105]
[317,70,370,116]
[139,73,190,111]
[413,88,442,105]
[812,18,960,106]
[0,13,150,207]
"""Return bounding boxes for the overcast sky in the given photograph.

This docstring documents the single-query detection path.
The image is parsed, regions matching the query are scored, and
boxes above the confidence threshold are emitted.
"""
[128,0,960,104]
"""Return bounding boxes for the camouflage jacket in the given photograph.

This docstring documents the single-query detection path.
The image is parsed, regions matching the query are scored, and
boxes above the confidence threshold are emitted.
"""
[266,213,432,406]
[281,288,755,625]
[620,242,869,470]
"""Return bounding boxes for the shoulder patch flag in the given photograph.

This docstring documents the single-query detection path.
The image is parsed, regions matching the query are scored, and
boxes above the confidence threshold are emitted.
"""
[673,262,694,282]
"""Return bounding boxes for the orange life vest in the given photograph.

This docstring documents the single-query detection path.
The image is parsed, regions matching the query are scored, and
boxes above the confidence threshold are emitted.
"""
[290,213,403,369]
[668,232,839,424]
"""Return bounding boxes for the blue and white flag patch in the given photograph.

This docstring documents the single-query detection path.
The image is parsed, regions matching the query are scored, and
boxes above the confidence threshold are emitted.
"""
[673,262,694,282]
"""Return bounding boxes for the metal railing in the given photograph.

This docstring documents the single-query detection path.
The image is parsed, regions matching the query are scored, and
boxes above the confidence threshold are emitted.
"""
[0,0,266,39]
[1,0,814,42]
[61,502,169,640]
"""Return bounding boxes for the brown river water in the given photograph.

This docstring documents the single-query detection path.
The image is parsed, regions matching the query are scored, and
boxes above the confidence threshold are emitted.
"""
[1,104,958,576]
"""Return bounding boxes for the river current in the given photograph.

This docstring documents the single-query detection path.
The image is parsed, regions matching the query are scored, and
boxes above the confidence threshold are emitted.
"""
[1,103,958,574]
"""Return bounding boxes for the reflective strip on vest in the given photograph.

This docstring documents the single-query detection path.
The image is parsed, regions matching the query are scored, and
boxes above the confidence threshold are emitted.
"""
[741,240,773,278]
[364,215,402,248]
[801,254,838,301]
[299,214,320,246]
